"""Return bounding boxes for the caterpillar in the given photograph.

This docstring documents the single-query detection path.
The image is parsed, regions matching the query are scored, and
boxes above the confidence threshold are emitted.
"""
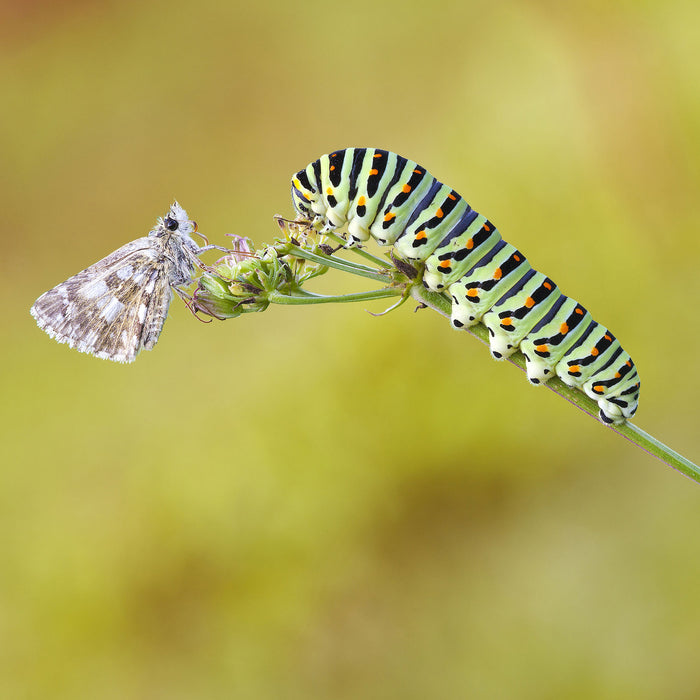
[290,148,640,425]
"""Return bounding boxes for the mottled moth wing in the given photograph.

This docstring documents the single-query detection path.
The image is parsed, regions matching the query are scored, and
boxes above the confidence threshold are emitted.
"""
[30,238,173,363]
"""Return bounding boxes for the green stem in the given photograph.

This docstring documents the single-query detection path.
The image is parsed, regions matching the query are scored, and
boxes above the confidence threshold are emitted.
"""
[409,284,700,483]
[268,287,401,306]
[281,245,391,283]
[616,424,700,483]
[325,233,392,268]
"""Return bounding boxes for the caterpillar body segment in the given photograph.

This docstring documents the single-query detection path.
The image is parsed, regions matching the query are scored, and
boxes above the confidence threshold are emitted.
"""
[482,271,560,360]
[448,240,530,329]
[290,147,640,425]
[518,297,593,384]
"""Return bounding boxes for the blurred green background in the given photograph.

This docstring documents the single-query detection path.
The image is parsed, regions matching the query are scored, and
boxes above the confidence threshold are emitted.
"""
[2,0,700,697]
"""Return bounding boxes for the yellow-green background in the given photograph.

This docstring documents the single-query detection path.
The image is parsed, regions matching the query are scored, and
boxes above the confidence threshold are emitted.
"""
[2,0,699,697]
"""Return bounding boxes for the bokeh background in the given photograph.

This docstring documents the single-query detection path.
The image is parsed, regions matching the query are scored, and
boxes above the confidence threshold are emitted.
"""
[2,0,700,697]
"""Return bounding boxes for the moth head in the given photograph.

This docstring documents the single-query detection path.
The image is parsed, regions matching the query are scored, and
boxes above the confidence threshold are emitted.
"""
[155,201,198,238]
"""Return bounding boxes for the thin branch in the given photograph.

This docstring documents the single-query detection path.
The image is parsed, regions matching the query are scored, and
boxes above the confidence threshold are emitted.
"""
[268,287,401,306]
[324,233,392,268]
[280,244,391,283]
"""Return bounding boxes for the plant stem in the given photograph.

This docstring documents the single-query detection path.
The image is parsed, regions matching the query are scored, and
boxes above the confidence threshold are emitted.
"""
[409,284,700,483]
[324,233,393,268]
[282,245,391,283]
[268,287,401,306]
[616,424,700,483]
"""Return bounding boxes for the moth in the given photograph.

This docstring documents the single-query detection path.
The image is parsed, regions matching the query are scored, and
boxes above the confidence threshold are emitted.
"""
[30,202,205,363]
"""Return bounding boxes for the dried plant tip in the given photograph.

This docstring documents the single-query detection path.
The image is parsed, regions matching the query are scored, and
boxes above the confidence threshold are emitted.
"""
[390,252,419,280]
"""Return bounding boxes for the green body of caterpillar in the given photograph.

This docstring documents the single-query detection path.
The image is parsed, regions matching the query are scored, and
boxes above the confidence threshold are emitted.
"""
[290,148,640,425]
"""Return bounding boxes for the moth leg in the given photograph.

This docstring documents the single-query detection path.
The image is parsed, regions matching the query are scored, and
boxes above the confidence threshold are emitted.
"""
[185,248,226,275]
[173,285,212,323]
[197,244,235,254]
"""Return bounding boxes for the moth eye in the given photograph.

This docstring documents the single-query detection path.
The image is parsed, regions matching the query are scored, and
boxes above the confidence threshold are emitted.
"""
[164,217,179,231]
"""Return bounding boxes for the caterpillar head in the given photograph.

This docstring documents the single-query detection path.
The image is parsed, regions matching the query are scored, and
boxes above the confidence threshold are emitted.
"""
[291,170,322,221]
